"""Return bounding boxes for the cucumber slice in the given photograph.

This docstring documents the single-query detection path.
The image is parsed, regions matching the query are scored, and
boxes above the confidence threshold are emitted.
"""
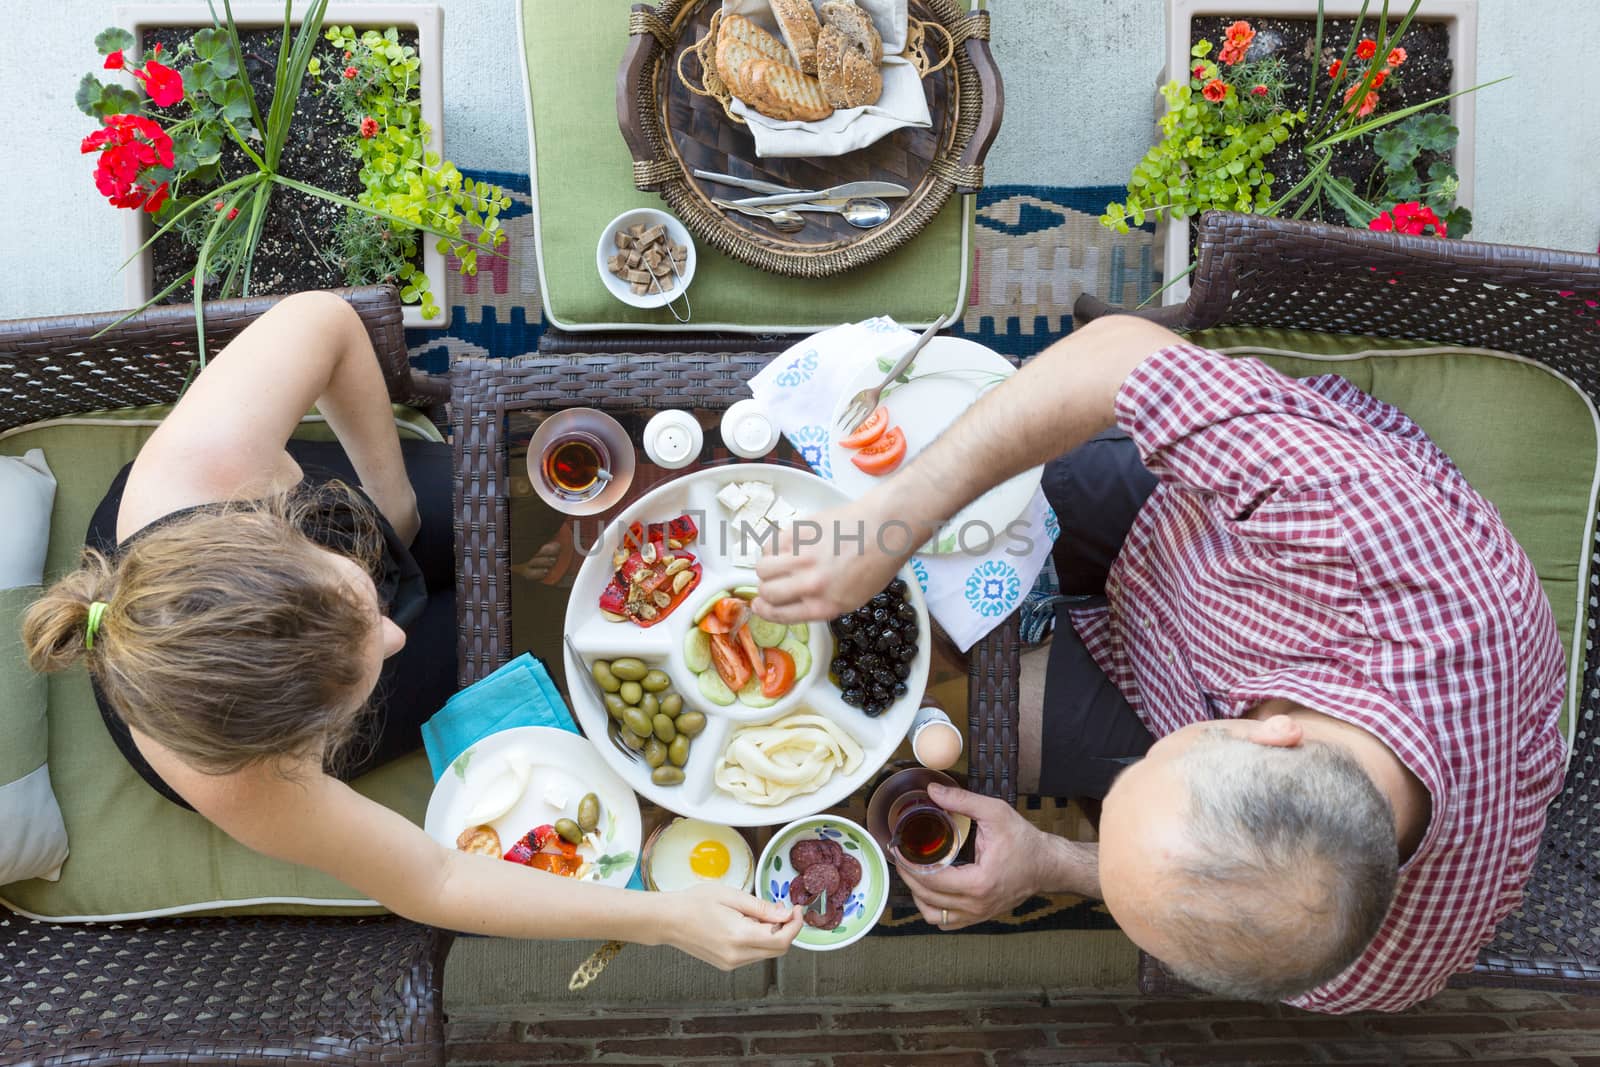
[747,614,787,648]
[732,585,760,600]
[697,669,736,707]
[683,628,711,673]
[737,673,779,708]
[778,635,812,680]
[693,589,731,624]
[790,622,809,642]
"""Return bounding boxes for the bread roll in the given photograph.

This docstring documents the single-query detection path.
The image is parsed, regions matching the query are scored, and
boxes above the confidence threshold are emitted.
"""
[718,13,793,70]
[741,57,834,122]
[816,24,882,108]
[768,0,823,74]
[819,0,883,63]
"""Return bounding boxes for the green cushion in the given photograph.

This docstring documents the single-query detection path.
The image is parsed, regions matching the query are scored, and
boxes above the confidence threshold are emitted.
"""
[520,0,973,331]
[0,405,441,919]
[1191,327,1599,753]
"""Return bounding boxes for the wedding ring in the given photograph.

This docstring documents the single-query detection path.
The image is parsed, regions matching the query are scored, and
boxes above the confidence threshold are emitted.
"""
[941,908,949,926]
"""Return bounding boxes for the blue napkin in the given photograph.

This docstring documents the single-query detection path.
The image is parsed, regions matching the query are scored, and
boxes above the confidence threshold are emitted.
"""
[422,653,644,890]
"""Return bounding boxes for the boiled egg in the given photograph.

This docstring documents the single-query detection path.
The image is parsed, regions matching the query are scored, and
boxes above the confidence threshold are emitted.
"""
[647,818,752,892]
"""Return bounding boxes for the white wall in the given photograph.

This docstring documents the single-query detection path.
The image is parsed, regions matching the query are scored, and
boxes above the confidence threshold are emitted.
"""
[5,0,1595,319]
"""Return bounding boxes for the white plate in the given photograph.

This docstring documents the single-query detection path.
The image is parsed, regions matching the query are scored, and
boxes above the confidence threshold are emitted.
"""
[828,337,1044,554]
[596,209,696,310]
[562,463,931,827]
[423,726,643,888]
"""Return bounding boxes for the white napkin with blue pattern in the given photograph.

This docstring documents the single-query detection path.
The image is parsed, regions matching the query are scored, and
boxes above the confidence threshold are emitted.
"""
[747,318,1059,652]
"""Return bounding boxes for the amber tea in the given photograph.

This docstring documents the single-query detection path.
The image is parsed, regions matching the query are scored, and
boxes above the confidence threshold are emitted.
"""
[541,434,610,499]
[887,790,957,869]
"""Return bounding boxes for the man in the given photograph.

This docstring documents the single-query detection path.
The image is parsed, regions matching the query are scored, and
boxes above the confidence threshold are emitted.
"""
[754,315,1566,1012]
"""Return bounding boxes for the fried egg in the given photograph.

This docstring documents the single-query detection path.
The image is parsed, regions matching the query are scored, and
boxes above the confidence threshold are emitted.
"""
[647,818,752,892]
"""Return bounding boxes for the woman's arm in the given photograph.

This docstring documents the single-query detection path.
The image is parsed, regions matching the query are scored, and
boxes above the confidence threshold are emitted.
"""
[120,291,419,543]
[171,757,802,970]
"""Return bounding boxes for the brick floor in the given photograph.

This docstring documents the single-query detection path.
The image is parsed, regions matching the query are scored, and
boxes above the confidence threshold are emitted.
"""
[447,989,1600,1066]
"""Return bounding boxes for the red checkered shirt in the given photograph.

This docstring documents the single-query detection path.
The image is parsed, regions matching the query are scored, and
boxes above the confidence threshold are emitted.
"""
[1070,344,1568,1013]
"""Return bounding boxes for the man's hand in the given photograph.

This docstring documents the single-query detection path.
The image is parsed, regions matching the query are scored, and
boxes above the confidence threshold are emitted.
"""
[753,493,923,623]
[897,783,1053,929]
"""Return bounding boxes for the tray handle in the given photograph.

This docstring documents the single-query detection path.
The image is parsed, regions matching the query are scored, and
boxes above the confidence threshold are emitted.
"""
[951,9,1003,195]
[618,4,675,191]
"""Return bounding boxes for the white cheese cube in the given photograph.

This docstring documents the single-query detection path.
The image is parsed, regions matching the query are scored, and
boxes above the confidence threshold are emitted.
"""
[739,481,775,514]
[542,785,568,811]
[764,496,799,527]
[715,482,749,512]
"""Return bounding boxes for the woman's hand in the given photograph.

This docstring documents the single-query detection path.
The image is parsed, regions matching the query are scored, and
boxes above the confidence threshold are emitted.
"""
[661,883,803,970]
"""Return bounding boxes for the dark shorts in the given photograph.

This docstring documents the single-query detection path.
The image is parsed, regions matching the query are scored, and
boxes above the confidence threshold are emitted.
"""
[1037,431,1160,798]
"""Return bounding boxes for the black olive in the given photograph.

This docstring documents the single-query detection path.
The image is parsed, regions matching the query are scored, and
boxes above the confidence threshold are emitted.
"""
[893,681,909,697]
[897,643,918,661]
[871,685,892,703]
[881,629,902,648]
[894,660,912,680]
[864,701,886,718]
[854,606,874,623]
[839,668,861,688]
[830,657,849,675]
[869,667,892,686]
[858,653,881,671]
[870,608,888,626]
[841,687,865,708]
[871,592,891,608]
[838,614,859,633]
[888,578,908,598]
[896,601,918,622]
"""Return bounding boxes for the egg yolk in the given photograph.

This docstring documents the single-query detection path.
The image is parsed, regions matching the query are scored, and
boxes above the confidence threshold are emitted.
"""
[689,839,731,880]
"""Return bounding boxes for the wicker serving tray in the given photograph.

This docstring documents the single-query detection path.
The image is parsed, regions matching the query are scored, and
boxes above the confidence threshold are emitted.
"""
[618,0,1002,277]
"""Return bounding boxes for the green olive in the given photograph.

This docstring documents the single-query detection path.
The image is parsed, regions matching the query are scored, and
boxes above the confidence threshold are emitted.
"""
[622,706,653,739]
[641,669,672,692]
[577,793,601,833]
[651,765,686,787]
[674,711,707,738]
[621,727,647,751]
[603,693,627,719]
[618,680,644,706]
[554,818,584,846]
[659,692,683,718]
[668,735,691,767]
[639,692,660,720]
[609,658,648,681]
[652,713,677,744]
[643,737,668,768]
[590,661,621,693]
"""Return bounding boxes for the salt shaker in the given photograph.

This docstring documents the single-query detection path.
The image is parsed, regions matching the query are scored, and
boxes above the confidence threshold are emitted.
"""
[642,410,703,470]
[720,398,779,459]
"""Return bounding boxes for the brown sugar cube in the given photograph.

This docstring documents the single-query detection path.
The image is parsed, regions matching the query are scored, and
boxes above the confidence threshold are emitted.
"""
[625,268,653,285]
[631,281,650,294]
[639,224,667,247]
[614,231,632,250]
[657,273,675,291]
[645,248,666,270]
[670,245,688,263]
[629,224,648,239]
[622,250,638,268]
[607,254,626,274]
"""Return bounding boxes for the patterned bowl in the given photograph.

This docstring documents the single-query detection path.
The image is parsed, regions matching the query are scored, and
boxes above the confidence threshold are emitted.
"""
[757,815,888,952]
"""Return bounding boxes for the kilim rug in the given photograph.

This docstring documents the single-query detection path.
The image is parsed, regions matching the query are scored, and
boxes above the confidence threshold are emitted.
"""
[407,171,1159,936]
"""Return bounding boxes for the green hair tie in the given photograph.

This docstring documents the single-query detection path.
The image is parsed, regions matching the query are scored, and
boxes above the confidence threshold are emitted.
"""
[85,601,109,650]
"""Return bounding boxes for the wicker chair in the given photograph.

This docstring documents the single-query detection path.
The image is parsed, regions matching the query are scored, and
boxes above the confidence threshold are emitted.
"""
[1076,211,1600,996]
[0,287,453,1066]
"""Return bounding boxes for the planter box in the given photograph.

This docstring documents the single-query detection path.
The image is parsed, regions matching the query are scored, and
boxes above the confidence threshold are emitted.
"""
[114,3,447,328]
[1157,0,1478,305]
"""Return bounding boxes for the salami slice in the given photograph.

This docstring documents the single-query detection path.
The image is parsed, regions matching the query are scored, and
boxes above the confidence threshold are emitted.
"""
[790,839,829,872]
[818,839,845,866]
[788,878,816,906]
[804,897,846,930]
[803,861,842,896]
[836,854,862,890]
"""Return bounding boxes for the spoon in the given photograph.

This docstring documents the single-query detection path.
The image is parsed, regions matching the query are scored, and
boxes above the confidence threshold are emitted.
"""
[712,197,893,233]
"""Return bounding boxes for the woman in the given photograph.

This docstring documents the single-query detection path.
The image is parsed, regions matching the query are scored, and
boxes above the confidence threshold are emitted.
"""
[23,291,801,968]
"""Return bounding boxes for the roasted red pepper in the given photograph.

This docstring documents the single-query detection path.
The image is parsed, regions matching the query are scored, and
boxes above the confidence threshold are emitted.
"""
[666,514,699,544]
[598,574,629,616]
[636,561,700,628]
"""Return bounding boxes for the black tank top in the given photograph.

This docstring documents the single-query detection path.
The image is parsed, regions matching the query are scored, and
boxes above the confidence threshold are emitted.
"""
[86,443,428,810]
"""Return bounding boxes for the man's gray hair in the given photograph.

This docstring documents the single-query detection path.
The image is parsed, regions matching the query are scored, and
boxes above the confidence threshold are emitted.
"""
[1158,729,1399,1002]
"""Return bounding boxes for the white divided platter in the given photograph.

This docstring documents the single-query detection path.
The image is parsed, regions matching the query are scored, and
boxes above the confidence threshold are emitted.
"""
[828,337,1044,554]
[423,726,644,888]
[563,464,932,827]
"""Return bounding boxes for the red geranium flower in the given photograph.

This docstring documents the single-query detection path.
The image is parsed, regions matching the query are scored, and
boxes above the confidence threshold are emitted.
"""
[1202,78,1229,103]
[1219,20,1255,65]
[1328,59,1343,79]
[360,116,379,138]
[1252,84,1269,96]
[1356,39,1378,60]
[82,114,175,213]
[343,65,358,79]
[143,181,170,215]
[1370,201,1446,237]
[1387,47,1408,68]
[131,57,185,107]
[226,207,239,221]
[104,50,125,70]
[1193,64,1208,79]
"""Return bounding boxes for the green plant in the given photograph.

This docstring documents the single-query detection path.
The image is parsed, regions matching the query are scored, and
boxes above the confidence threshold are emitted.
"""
[1350,112,1470,235]
[1103,1,1502,254]
[77,0,502,361]
[319,25,510,321]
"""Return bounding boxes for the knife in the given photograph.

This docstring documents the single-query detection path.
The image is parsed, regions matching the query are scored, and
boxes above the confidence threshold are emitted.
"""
[691,169,803,196]
[733,181,910,208]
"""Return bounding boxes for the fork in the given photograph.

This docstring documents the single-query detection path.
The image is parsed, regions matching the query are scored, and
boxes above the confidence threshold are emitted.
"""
[835,315,946,434]
[802,889,827,917]
[564,635,640,764]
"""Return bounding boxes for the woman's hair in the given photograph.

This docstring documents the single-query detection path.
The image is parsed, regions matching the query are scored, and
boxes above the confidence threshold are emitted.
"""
[22,484,384,777]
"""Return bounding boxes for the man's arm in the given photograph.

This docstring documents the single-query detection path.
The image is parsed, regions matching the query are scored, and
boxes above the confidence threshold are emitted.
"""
[754,315,1181,622]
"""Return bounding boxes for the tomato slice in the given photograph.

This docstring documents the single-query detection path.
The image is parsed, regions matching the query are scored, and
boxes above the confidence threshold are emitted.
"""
[761,647,797,698]
[709,631,753,690]
[851,425,907,476]
[698,596,751,634]
[839,405,890,449]
[736,624,765,681]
